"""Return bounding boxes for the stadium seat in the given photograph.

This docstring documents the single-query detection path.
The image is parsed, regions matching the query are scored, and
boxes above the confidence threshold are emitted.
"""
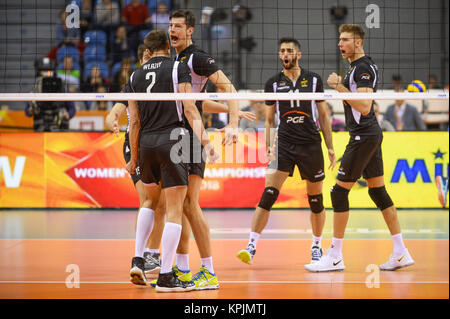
[148,0,171,11]
[84,30,107,47]
[84,61,110,80]
[84,44,107,63]
[140,29,151,42]
[56,46,80,64]
[111,61,136,76]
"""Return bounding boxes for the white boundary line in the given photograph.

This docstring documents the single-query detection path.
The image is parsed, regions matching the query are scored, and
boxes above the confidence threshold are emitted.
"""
[0,92,448,101]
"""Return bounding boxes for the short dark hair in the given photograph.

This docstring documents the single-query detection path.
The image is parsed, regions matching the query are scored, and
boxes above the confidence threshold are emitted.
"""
[279,38,301,51]
[143,29,169,53]
[170,9,196,28]
[339,24,365,41]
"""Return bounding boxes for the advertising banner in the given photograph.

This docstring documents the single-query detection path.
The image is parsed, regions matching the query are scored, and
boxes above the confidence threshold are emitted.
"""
[0,132,448,208]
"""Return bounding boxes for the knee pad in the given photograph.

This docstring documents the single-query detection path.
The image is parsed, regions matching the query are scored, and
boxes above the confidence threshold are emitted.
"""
[368,186,393,210]
[330,184,350,212]
[308,194,324,213]
[258,187,280,211]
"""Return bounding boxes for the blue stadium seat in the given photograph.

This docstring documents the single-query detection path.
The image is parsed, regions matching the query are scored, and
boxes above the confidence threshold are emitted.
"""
[148,0,171,11]
[84,30,107,46]
[57,46,80,63]
[84,61,110,80]
[84,44,107,63]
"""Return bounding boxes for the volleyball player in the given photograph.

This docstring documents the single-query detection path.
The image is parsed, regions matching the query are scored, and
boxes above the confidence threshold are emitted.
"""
[126,29,218,292]
[305,24,414,272]
[105,45,164,275]
[236,38,336,266]
[148,9,240,290]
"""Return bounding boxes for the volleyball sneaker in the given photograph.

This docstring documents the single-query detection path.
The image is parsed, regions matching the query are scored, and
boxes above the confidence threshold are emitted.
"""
[310,245,323,264]
[192,267,219,290]
[130,256,148,286]
[143,251,161,274]
[150,265,192,287]
[379,249,415,271]
[237,244,256,265]
[304,251,345,272]
[435,176,448,208]
[155,270,195,293]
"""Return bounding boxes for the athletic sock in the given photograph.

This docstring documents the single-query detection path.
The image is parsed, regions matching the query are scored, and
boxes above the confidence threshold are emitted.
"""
[144,248,151,254]
[312,235,322,247]
[392,233,407,256]
[160,222,182,274]
[248,232,260,248]
[176,253,190,271]
[328,237,343,259]
[201,257,215,274]
[149,249,160,255]
[134,208,155,257]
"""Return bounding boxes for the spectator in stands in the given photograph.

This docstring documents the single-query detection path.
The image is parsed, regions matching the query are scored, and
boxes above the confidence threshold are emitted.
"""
[56,56,80,93]
[391,74,403,91]
[384,87,427,131]
[112,57,133,92]
[110,25,133,64]
[428,74,442,89]
[80,0,94,34]
[89,86,113,111]
[373,101,395,132]
[82,65,110,93]
[151,2,170,30]
[148,0,172,12]
[121,0,152,53]
[95,0,121,29]
[326,103,346,132]
[239,100,266,131]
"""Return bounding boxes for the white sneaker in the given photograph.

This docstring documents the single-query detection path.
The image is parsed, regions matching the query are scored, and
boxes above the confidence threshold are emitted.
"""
[304,252,345,272]
[310,245,323,264]
[379,249,414,271]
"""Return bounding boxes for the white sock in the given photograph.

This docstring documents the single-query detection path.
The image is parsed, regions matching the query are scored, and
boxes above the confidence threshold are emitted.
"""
[201,257,215,274]
[160,222,182,274]
[134,208,154,257]
[176,253,190,271]
[392,233,407,256]
[329,237,343,259]
[144,248,151,254]
[312,235,322,247]
[149,249,160,255]
[248,232,260,248]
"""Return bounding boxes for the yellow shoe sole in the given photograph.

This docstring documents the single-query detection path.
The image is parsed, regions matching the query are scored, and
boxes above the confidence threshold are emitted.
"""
[237,250,253,265]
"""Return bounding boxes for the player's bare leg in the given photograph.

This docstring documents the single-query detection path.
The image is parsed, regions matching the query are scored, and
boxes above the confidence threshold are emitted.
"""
[366,176,414,270]
[306,180,326,263]
[144,191,165,275]
[237,169,289,265]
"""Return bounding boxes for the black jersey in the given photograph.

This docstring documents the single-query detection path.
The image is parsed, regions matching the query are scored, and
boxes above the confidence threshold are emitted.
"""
[175,44,219,117]
[265,68,324,145]
[128,56,191,134]
[342,56,381,136]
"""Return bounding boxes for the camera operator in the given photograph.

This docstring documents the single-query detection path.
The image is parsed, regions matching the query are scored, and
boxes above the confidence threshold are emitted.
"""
[25,57,76,132]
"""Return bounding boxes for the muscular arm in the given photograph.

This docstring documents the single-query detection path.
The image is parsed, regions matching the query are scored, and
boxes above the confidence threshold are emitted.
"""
[334,85,373,116]
[207,70,239,127]
[316,101,334,152]
[127,100,140,168]
[265,104,276,150]
[105,102,127,135]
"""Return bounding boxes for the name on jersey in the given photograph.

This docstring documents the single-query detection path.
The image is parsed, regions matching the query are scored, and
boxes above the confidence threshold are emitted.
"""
[277,86,290,91]
[143,62,162,70]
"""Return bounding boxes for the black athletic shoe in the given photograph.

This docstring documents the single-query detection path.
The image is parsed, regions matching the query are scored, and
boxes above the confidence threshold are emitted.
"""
[144,252,161,274]
[155,270,195,293]
[130,256,147,286]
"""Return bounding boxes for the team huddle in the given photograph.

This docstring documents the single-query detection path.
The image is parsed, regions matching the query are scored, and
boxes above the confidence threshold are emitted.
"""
[106,10,414,293]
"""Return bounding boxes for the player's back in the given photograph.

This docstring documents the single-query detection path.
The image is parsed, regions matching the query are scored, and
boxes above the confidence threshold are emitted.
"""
[129,56,186,134]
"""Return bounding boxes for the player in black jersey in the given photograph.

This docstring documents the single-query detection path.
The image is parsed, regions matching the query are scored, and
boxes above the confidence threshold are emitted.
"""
[236,38,336,266]
[106,45,165,276]
[125,30,219,292]
[146,9,240,290]
[305,24,414,272]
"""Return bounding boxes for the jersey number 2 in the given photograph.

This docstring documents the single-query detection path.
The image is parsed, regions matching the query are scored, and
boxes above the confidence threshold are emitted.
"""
[146,72,156,93]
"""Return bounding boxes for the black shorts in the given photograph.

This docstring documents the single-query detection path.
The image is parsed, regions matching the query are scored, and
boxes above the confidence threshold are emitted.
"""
[123,139,140,185]
[139,132,189,189]
[268,140,325,182]
[337,133,384,182]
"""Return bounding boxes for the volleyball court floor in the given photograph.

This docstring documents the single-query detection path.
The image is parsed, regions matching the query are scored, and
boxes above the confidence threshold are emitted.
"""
[0,209,448,299]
